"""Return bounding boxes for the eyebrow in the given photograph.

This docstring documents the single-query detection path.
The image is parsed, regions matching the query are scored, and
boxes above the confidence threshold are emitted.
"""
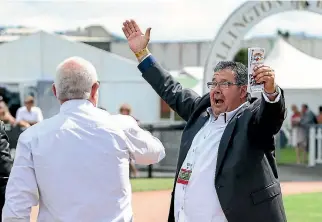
[211,78,229,82]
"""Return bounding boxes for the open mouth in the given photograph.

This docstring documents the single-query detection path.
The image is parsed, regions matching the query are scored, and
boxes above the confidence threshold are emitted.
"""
[215,99,224,105]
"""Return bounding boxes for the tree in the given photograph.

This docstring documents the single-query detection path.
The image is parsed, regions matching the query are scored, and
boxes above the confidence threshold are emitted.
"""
[233,48,248,66]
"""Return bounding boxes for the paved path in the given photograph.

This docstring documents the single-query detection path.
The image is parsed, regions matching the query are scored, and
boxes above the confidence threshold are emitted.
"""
[29,181,322,222]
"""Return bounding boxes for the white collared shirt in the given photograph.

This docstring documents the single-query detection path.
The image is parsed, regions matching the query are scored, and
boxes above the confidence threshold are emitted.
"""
[3,99,165,222]
[16,106,43,123]
[174,91,281,222]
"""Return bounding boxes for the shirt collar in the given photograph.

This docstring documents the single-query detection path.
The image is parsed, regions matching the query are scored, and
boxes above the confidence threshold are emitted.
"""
[207,102,248,123]
[60,99,94,113]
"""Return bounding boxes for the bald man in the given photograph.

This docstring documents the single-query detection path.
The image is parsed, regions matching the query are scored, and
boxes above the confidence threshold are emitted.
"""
[2,57,166,222]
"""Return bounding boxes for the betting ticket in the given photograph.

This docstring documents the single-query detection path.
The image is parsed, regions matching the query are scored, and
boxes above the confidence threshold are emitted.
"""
[248,48,265,93]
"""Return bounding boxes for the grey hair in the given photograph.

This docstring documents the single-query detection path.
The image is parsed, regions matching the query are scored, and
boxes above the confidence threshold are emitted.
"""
[55,57,98,101]
[214,61,248,85]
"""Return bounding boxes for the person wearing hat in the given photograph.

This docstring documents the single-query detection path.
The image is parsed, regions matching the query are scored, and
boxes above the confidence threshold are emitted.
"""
[15,96,43,128]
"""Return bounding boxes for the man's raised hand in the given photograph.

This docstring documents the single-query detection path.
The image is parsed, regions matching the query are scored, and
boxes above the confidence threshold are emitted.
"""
[122,20,151,55]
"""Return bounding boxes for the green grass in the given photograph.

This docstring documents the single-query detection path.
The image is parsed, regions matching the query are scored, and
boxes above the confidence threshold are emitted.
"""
[276,147,301,164]
[131,178,174,192]
[131,179,322,221]
[284,192,322,222]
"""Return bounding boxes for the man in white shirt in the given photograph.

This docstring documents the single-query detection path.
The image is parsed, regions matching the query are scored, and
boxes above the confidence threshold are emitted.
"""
[15,96,43,128]
[122,20,286,222]
[2,56,166,222]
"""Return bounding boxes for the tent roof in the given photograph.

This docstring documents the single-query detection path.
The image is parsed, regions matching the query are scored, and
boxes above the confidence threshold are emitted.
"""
[181,66,204,80]
[0,31,142,83]
[266,38,322,89]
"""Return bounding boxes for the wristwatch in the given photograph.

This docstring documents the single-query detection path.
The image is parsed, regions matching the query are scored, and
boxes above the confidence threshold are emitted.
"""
[264,86,279,97]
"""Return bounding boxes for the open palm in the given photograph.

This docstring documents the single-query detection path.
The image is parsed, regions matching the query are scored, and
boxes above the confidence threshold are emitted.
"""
[122,20,151,53]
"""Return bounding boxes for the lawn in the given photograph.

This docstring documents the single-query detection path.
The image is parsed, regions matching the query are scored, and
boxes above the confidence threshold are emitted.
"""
[131,178,174,192]
[284,192,322,222]
[131,178,322,221]
[276,147,301,164]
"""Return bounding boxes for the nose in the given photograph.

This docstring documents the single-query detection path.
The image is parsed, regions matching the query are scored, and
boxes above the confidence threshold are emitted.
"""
[210,87,221,98]
[213,85,222,94]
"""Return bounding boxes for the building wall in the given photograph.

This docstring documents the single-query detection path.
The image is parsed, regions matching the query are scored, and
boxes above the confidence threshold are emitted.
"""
[110,36,322,71]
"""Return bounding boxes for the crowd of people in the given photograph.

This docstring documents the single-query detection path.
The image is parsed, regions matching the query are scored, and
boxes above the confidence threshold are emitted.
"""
[291,104,319,164]
[0,96,43,129]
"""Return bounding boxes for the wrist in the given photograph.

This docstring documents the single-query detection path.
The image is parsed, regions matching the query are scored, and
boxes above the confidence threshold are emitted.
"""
[135,48,150,62]
[264,84,277,94]
[264,85,279,100]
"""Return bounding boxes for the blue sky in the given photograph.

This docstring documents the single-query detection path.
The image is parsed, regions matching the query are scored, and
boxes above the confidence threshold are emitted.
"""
[1,0,322,41]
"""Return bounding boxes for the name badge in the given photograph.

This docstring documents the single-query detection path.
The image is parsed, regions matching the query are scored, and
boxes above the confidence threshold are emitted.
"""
[176,168,192,185]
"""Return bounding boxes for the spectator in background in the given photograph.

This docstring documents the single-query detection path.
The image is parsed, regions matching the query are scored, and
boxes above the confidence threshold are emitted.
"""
[119,104,139,178]
[299,104,317,163]
[15,96,43,128]
[0,101,15,125]
[317,106,322,124]
[291,105,306,164]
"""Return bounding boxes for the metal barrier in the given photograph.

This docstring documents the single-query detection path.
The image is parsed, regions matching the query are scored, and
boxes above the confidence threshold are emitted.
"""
[139,122,186,178]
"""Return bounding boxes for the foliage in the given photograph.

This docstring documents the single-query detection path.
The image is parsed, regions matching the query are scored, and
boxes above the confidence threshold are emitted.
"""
[233,48,248,66]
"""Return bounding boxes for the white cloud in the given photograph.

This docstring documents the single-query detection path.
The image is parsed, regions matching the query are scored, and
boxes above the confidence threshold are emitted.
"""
[1,0,322,41]
[246,11,322,38]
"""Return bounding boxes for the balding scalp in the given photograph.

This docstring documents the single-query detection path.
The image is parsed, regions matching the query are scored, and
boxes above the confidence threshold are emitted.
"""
[55,57,98,101]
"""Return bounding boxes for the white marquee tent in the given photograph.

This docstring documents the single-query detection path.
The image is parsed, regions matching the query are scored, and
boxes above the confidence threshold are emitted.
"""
[0,31,160,122]
[266,37,322,89]
[266,37,322,129]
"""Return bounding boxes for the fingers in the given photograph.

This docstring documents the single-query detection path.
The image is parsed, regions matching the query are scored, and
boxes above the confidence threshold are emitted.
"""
[253,65,271,76]
[252,65,275,84]
[122,19,144,38]
[122,26,130,38]
[145,27,151,40]
[256,76,271,84]
[127,20,136,33]
[122,21,132,38]
[131,20,142,34]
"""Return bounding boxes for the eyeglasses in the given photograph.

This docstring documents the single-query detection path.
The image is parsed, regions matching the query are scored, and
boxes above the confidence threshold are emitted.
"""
[206,81,239,90]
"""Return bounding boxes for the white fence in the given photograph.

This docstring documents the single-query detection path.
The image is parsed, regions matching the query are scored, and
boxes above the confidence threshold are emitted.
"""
[308,126,322,167]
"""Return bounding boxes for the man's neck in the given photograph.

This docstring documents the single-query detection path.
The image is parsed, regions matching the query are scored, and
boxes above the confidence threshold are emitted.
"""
[60,99,96,107]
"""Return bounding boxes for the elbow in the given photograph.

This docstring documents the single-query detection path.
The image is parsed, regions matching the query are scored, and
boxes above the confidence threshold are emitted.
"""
[138,143,166,165]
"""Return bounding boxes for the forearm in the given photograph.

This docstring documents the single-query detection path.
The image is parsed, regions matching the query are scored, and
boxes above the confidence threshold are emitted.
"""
[3,136,38,222]
[137,50,201,121]
[17,121,30,128]
[126,129,165,165]
[253,87,286,135]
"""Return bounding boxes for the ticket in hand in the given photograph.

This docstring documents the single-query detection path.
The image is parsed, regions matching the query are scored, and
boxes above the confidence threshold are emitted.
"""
[248,48,265,93]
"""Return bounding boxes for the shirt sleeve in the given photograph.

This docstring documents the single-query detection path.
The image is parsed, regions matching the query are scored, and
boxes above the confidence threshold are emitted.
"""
[15,108,22,122]
[122,116,165,165]
[36,108,44,122]
[262,86,282,103]
[2,134,39,222]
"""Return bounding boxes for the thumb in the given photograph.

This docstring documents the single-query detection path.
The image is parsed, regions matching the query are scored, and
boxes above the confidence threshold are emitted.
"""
[145,27,151,40]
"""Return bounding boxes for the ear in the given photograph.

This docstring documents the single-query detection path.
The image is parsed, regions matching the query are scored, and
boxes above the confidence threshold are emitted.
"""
[240,85,248,99]
[90,82,100,99]
[52,84,57,98]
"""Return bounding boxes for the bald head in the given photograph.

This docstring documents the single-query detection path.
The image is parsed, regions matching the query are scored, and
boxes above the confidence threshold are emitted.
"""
[54,57,99,104]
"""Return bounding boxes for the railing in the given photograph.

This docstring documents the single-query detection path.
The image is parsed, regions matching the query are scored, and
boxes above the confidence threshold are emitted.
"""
[139,122,186,178]
[308,125,322,167]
